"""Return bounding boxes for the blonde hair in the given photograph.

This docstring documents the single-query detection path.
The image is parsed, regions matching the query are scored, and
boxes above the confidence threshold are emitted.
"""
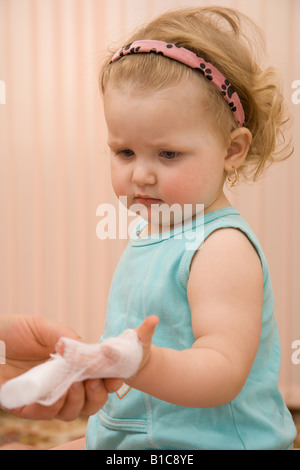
[100,6,292,182]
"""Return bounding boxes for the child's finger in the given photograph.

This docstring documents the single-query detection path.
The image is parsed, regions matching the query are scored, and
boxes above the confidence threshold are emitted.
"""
[136,316,160,345]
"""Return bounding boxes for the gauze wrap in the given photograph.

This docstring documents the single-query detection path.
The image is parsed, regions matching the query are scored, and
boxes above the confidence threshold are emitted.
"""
[0,329,142,409]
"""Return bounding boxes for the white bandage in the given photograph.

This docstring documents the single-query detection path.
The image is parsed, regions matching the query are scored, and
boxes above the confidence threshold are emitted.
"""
[0,329,142,409]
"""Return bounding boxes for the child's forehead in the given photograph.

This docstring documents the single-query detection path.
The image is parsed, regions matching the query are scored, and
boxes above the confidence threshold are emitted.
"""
[103,78,207,110]
[104,84,205,127]
[103,79,226,144]
[104,71,208,98]
[105,93,217,148]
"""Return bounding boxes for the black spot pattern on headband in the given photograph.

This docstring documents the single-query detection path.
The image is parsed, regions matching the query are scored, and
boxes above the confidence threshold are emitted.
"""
[149,49,164,57]
[221,81,237,110]
[222,80,235,98]
[199,63,213,81]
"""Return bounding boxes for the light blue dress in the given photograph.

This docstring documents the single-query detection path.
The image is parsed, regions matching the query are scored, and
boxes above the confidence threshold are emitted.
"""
[86,207,296,450]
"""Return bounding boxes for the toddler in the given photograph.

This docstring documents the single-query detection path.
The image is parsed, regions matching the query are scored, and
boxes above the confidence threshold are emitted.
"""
[85,6,296,450]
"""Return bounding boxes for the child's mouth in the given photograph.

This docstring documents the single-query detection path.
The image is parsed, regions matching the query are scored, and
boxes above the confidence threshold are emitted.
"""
[135,196,163,206]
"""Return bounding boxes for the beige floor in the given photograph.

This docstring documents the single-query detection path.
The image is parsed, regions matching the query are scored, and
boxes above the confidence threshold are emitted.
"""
[0,410,88,450]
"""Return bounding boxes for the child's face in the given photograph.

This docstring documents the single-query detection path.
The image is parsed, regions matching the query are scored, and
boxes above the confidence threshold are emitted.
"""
[104,79,230,230]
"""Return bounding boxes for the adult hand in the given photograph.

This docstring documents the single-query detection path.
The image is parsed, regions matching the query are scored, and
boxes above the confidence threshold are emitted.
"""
[0,315,111,421]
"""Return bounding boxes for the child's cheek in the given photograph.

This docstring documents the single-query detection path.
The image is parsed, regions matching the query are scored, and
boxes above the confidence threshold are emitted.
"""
[162,178,196,205]
[111,169,129,201]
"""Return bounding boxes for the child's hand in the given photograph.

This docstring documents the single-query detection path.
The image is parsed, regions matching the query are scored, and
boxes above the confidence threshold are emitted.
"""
[102,316,159,392]
[134,315,160,375]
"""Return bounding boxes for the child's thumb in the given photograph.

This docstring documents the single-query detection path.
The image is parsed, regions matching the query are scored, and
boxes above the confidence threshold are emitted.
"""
[136,316,159,346]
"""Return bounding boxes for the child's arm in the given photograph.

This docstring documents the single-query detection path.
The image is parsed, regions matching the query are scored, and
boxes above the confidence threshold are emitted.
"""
[127,228,263,408]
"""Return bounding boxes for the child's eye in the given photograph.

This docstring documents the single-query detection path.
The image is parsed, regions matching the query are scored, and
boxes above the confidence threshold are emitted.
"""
[119,149,134,158]
[160,151,179,159]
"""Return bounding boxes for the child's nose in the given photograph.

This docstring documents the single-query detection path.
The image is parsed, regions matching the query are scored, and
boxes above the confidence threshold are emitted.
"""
[132,163,156,186]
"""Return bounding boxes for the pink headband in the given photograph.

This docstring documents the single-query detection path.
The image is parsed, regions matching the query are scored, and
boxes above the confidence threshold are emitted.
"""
[110,39,245,127]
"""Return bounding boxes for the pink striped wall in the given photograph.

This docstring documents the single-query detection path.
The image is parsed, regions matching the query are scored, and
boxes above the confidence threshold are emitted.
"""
[0,0,299,406]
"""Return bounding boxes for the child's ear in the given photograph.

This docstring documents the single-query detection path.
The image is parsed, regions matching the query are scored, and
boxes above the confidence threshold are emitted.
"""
[224,127,252,172]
